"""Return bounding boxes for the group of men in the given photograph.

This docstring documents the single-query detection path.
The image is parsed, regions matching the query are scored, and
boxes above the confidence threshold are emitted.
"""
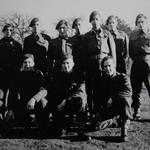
[0,10,150,142]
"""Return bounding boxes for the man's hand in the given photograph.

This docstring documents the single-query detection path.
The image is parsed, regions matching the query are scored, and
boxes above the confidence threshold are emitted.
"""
[57,99,66,112]
[41,98,48,108]
[27,98,36,110]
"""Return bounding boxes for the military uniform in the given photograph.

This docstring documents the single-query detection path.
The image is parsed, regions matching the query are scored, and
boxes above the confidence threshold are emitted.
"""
[93,71,132,141]
[83,29,116,112]
[48,36,74,75]
[0,37,22,112]
[129,29,150,114]
[7,68,48,128]
[110,30,129,74]
[72,34,85,76]
[24,33,51,74]
[47,68,87,135]
[93,71,132,120]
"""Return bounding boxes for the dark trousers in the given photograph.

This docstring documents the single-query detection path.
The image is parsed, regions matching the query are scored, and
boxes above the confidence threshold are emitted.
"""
[52,97,86,130]
[14,100,49,128]
[130,60,150,109]
[85,59,102,114]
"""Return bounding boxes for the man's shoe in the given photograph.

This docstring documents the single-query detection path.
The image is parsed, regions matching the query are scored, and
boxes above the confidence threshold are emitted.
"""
[77,131,92,141]
[133,108,141,120]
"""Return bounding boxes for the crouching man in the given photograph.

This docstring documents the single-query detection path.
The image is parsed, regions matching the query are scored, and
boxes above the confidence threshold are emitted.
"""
[47,54,89,140]
[92,56,132,142]
[6,54,48,134]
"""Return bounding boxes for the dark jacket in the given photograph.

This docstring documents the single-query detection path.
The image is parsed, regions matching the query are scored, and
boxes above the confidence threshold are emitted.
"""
[47,36,74,73]
[71,34,85,73]
[83,29,116,71]
[8,69,47,110]
[0,37,22,73]
[24,33,51,74]
[129,29,150,61]
[110,30,129,73]
[93,72,132,111]
[48,70,87,107]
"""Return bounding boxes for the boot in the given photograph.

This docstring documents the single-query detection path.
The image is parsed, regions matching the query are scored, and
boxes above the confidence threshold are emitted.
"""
[133,108,141,120]
[121,119,130,142]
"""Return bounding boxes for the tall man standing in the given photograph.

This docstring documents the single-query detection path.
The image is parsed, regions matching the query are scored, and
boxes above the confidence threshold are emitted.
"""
[83,11,116,114]
[129,14,150,120]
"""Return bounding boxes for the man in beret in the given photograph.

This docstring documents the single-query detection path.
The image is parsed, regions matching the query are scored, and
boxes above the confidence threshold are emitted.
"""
[92,56,132,142]
[24,17,51,74]
[129,14,150,120]
[83,10,116,116]
[71,18,85,79]
[0,23,22,123]
[47,19,74,78]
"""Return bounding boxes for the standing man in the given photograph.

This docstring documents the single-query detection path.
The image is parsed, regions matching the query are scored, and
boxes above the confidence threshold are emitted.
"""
[0,23,22,118]
[93,56,132,142]
[83,11,116,114]
[48,20,74,77]
[106,15,129,74]
[24,18,51,74]
[72,18,85,78]
[129,14,150,120]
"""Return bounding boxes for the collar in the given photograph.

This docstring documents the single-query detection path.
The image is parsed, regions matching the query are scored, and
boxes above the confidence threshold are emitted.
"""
[110,29,119,36]
[91,28,104,37]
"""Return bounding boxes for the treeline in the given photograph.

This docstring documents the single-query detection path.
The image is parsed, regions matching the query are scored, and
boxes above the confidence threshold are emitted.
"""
[0,12,132,44]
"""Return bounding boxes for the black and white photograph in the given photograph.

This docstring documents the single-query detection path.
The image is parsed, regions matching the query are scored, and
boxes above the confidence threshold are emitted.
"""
[0,0,150,149]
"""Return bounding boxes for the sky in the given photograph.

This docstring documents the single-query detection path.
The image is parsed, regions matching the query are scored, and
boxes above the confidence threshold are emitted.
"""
[0,0,150,36]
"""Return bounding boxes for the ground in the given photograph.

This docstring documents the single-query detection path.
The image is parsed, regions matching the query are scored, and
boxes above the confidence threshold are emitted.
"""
[0,88,150,150]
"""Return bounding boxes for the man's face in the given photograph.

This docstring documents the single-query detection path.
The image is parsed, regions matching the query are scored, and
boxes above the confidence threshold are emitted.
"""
[32,21,41,34]
[74,21,82,34]
[91,15,101,30]
[136,17,147,31]
[4,27,13,38]
[22,57,35,71]
[58,24,68,37]
[62,58,74,73]
[108,18,117,31]
[103,59,116,77]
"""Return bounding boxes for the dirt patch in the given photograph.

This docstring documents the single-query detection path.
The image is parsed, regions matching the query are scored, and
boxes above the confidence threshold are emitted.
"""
[0,88,150,150]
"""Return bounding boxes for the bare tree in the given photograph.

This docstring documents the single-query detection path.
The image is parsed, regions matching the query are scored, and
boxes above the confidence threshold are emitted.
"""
[0,12,32,44]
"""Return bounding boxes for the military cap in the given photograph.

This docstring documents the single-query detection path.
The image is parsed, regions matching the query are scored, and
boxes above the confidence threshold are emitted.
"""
[29,17,40,27]
[56,19,68,30]
[135,14,147,26]
[89,10,101,23]
[22,53,35,62]
[2,23,14,32]
[72,18,82,29]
